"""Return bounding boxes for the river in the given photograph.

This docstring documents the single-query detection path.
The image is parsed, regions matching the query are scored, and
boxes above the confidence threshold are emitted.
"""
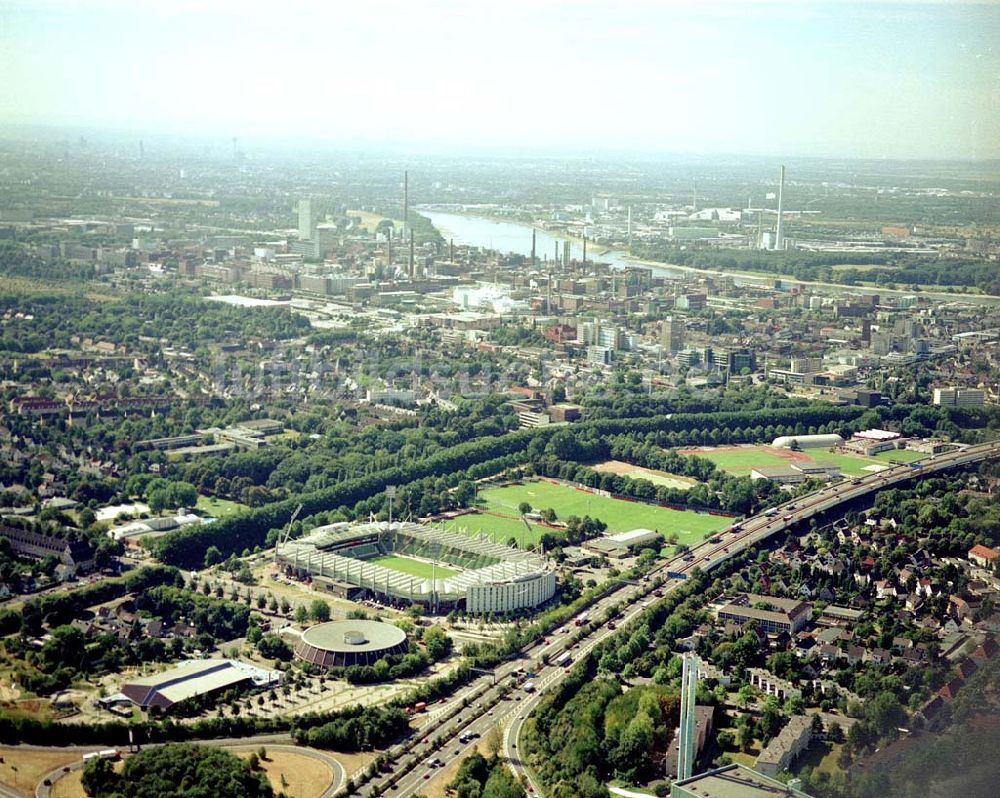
[417,208,1000,305]
[416,208,688,278]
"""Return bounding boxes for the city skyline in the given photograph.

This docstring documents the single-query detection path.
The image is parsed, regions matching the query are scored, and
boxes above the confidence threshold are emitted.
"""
[1,0,998,160]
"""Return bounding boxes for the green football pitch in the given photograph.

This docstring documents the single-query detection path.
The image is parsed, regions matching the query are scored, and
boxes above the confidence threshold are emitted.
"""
[368,555,458,580]
[681,444,923,477]
[464,480,730,545]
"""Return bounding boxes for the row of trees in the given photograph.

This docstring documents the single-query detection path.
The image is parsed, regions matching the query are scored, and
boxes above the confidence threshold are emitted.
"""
[150,403,865,568]
[292,704,409,751]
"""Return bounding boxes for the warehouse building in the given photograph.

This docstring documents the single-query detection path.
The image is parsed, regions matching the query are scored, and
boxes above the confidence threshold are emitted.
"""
[119,659,282,711]
[582,528,660,559]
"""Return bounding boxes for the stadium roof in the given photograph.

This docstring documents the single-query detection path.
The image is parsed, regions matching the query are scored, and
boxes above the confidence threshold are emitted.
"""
[277,520,550,601]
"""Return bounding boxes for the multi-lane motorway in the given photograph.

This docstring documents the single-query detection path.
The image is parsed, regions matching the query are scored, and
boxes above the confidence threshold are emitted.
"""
[350,439,1000,798]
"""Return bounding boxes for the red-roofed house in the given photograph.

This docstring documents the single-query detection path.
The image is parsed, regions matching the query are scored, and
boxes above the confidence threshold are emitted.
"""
[968,544,999,569]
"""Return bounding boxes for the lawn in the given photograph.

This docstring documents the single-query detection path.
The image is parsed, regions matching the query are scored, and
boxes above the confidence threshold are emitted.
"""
[872,447,924,463]
[196,495,248,519]
[236,750,333,798]
[0,746,82,795]
[679,444,924,478]
[790,739,843,779]
[369,555,459,580]
[680,447,794,476]
[806,451,888,476]
[476,481,730,543]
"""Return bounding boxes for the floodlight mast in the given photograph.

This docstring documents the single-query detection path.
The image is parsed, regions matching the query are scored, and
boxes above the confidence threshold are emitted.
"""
[386,485,397,529]
[274,502,303,563]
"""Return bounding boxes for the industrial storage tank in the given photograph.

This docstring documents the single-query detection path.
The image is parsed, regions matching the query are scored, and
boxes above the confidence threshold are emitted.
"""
[771,434,844,449]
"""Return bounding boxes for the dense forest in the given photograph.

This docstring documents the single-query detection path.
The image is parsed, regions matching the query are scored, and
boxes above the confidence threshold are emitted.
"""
[81,743,274,798]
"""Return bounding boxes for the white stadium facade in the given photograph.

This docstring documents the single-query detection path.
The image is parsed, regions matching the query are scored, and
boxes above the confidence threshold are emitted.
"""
[276,520,556,615]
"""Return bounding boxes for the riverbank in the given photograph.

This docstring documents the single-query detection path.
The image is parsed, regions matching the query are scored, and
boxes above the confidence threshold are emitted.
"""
[417,206,612,256]
[422,207,1000,305]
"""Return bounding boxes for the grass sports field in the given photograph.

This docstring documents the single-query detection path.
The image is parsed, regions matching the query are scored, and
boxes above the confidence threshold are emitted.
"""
[679,444,924,477]
[196,495,247,519]
[475,480,730,544]
[369,554,458,580]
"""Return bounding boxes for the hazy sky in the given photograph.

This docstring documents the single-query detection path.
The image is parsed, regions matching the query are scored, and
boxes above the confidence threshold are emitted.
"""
[1,0,998,159]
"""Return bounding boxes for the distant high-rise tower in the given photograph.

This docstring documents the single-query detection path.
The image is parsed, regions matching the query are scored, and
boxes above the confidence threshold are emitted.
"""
[531,229,537,268]
[298,199,314,240]
[775,165,786,251]
[677,653,699,781]
[662,316,685,353]
[627,205,633,249]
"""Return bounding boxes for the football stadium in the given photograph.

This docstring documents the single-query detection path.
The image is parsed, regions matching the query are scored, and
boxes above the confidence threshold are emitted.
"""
[276,520,555,614]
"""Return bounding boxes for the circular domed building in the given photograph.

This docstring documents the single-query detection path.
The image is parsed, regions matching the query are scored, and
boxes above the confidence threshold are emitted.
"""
[294,620,408,669]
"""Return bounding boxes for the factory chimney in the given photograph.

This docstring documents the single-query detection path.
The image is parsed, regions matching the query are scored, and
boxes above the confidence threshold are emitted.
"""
[531,229,536,268]
[409,229,415,279]
[775,165,786,250]
[403,171,408,237]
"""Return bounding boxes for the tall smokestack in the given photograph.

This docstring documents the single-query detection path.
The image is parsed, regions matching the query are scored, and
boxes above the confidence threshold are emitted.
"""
[449,238,454,263]
[403,170,408,236]
[409,229,415,279]
[531,229,536,268]
[627,205,632,249]
[582,233,587,268]
[775,165,786,250]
